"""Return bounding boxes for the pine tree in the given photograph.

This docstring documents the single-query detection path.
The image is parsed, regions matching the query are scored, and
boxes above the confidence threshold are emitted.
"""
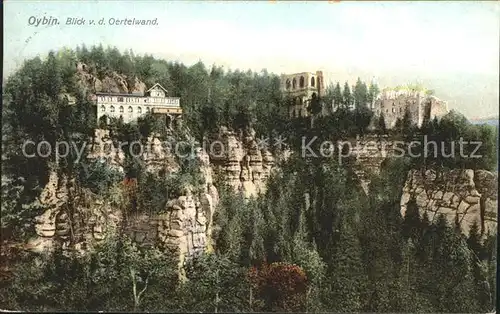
[401,107,413,139]
[367,82,380,104]
[378,113,387,135]
[328,222,364,312]
[332,82,343,110]
[402,197,421,241]
[353,78,368,109]
[342,82,353,110]
[427,215,479,312]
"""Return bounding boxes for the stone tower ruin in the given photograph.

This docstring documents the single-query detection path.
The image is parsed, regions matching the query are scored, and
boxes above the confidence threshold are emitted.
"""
[281,71,325,118]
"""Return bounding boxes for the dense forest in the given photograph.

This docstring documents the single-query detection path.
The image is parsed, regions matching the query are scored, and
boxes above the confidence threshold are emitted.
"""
[1,45,498,312]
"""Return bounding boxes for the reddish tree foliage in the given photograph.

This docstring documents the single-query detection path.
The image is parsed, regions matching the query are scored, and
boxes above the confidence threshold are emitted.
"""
[122,177,138,210]
[248,262,308,312]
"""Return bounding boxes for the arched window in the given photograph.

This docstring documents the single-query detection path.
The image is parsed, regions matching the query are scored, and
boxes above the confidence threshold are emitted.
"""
[299,76,305,88]
[286,79,291,90]
[119,106,124,113]
[128,106,133,113]
[146,107,150,113]
[110,106,115,113]
[138,107,142,114]
[292,78,297,89]
[101,105,106,112]
[311,77,315,87]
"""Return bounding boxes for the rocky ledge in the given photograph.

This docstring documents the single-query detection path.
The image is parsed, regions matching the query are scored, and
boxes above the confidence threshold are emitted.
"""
[400,168,498,237]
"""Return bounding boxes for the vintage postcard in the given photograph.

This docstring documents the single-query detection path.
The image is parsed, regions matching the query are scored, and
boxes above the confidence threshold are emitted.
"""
[2,1,499,312]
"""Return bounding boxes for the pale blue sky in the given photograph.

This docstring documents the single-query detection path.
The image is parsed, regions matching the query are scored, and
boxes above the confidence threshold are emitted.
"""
[4,1,499,119]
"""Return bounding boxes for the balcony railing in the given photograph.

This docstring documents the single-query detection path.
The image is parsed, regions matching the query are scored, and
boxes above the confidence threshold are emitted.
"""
[161,97,180,107]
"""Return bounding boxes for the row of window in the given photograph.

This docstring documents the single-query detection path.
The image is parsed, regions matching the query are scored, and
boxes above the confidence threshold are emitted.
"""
[100,105,150,114]
[376,108,405,114]
[98,96,167,103]
[285,76,317,90]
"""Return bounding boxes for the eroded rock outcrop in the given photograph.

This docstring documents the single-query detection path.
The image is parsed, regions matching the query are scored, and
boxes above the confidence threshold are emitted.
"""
[27,139,218,271]
[27,171,122,254]
[87,129,181,174]
[351,135,395,193]
[400,168,498,237]
[208,127,275,198]
[125,186,211,273]
[76,61,146,94]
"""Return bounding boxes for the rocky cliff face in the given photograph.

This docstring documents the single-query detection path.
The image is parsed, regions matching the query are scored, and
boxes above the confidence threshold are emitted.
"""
[76,61,147,94]
[208,127,275,198]
[400,168,498,237]
[27,171,122,254]
[27,127,283,272]
[350,135,394,193]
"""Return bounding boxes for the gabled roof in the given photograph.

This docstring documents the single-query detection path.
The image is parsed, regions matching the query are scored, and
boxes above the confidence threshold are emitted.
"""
[146,83,168,94]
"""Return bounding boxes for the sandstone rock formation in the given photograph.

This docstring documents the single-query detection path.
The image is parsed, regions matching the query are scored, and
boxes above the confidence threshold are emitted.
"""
[208,127,275,198]
[76,62,146,94]
[400,168,498,237]
[27,138,219,271]
[351,135,395,193]
[124,186,210,274]
[27,171,122,254]
[87,129,181,174]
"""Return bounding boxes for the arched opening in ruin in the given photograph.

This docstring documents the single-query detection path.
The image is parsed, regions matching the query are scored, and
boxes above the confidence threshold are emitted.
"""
[311,77,315,87]
[311,92,317,100]
[299,76,305,88]
[286,79,291,90]
[292,78,297,89]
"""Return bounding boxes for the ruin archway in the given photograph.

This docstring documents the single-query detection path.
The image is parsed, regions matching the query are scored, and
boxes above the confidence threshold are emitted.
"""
[311,77,315,87]
[299,76,305,88]
[292,78,297,89]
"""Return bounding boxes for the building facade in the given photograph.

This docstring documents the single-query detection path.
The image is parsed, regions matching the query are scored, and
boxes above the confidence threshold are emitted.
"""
[96,83,182,124]
[280,71,325,118]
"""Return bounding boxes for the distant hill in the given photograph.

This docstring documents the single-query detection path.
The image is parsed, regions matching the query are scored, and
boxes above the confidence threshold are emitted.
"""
[470,117,499,126]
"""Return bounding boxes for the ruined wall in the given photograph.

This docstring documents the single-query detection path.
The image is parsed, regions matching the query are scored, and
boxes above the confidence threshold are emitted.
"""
[373,90,448,128]
[400,169,497,237]
[280,71,325,118]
